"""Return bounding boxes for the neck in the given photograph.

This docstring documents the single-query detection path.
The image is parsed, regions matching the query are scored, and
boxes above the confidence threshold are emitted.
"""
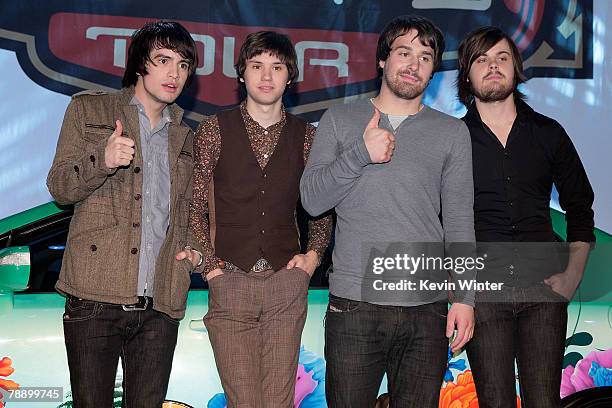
[245,97,283,128]
[134,82,167,129]
[373,82,424,115]
[474,94,517,125]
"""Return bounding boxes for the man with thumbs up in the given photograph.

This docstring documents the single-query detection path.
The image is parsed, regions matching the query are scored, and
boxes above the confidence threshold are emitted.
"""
[47,21,202,407]
[301,15,476,407]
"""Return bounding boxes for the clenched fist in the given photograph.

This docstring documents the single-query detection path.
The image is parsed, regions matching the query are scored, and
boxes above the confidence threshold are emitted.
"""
[104,120,135,169]
[363,109,395,163]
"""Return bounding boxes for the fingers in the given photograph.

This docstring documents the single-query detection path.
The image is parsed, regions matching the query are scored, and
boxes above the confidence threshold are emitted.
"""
[446,313,455,339]
[366,109,381,130]
[175,250,188,261]
[105,119,135,169]
[286,257,297,269]
[115,119,123,136]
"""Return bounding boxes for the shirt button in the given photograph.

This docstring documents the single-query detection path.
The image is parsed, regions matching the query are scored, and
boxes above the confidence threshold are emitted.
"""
[131,248,138,254]
[90,244,97,252]
[509,264,514,269]
[134,194,141,201]
[509,201,513,207]
[264,130,269,135]
[146,216,151,223]
[506,176,511,182]
[134,167,141,173]
[511,225,517,230]
[148,162,152,168]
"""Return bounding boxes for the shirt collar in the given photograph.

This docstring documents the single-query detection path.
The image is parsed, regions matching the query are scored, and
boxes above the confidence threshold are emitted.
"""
[129,95,173,125]
[239,100,286,131]
[465,96,532,128]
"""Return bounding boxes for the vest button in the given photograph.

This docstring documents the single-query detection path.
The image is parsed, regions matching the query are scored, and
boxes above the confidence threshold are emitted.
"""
[261,212,265,216]
[263,174,267,178]
[90,244,97,252]
[260,190,265,195]
[131,248,138,254]
[260,230,265,235]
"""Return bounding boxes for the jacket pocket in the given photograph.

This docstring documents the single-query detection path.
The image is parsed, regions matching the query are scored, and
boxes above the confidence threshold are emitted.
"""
[65,225,128,296]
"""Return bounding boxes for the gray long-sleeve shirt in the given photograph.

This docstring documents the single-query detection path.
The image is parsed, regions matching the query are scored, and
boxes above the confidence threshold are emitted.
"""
[300,99,475,306]
[131,96,172,297]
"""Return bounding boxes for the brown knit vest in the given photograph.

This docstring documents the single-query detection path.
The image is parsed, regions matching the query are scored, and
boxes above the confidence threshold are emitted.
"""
[213,107,306,271]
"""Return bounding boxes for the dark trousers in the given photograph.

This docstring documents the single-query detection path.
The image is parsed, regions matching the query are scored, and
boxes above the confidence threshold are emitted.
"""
[63,296,179,408]
[203,267,310,408]
[324,294,449,408]
[466,285,568,408]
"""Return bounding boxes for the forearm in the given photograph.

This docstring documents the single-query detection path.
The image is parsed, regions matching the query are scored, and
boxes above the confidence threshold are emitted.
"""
[565,241,590,278]
[300,137,370,216]
[47,100,115,204]
[305,213,334,258]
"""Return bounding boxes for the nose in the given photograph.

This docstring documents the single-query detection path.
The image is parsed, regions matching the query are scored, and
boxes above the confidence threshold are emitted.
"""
[168,63,179,79]
[488,59,498,70]
[262,66,272,80]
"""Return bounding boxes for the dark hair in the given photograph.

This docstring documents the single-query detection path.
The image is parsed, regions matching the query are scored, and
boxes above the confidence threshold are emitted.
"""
[122,21,198,88]
[376,15,445,75]
[457,26,527,106]
[235,31,298,85]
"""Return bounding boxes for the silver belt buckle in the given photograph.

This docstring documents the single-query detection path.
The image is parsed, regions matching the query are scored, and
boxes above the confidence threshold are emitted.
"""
[251,258,272,273]
[122,296,149,311]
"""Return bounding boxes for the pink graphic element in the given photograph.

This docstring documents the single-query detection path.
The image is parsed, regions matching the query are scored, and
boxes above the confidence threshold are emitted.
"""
[504,0,522,14]
[561,348,612,398]
[294,364,317,407]
[505,0,545,51]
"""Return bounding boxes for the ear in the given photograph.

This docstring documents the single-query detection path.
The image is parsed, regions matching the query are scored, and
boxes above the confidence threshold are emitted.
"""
[286,80,291,85]
[379,60,385,70]
[239,77,245,83]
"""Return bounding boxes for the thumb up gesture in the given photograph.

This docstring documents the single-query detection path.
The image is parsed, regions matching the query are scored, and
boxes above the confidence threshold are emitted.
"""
[104,120,135,169]
[363,109,395,163]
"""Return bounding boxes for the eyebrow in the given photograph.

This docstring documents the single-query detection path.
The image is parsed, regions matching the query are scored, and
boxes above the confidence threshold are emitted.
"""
[247,60,286,65]
[152,53,191,63]
[393,45,433,56]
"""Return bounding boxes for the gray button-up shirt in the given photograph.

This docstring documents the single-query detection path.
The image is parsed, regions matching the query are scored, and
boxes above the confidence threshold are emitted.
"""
[131,96,171,297]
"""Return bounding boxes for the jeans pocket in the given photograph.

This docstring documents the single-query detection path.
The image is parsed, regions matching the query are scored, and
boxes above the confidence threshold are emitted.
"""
[63,298,102,322]
[541,283,569,302]
[159,311,181,326]
[424,302,449,319]
[327,294,362,313]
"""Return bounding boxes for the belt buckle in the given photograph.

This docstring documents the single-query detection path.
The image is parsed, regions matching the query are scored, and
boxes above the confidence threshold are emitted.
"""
[122,296,149,312]
[251,258,271,273]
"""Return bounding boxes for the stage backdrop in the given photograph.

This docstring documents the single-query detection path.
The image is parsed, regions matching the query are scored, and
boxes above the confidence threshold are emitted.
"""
[0,0,610,234]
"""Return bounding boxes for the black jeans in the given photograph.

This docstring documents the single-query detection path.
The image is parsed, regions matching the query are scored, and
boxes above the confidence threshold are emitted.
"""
[466,285,568,408]
[62,296,179,407]
[324,294,448,408]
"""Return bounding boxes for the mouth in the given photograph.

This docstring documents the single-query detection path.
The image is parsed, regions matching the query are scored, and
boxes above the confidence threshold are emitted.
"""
[484,73,503,80]
[162,83,178,92]
[398,72,420,83]
[258,85,275,93]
